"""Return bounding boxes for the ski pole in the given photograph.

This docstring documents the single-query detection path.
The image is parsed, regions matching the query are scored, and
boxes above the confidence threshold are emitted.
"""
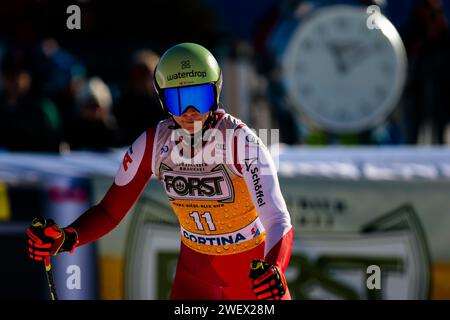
[30,218,58,300]
[44,254,58,300]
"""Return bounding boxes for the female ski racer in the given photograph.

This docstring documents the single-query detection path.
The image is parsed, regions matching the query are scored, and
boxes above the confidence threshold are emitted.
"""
[26,43,294,300]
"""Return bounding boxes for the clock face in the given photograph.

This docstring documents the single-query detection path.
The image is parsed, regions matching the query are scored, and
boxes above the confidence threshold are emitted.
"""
[282,5,407,134]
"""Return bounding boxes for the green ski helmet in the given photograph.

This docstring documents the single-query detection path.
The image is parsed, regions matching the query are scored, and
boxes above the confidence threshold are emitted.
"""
[154,43,223,116]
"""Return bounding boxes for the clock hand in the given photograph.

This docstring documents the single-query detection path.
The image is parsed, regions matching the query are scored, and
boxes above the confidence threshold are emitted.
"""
[325,42,349,74]
[342,42,374,73]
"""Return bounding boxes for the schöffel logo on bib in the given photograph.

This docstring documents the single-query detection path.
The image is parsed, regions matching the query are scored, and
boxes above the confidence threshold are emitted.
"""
[161,164,234,202]
[167,70,207,81]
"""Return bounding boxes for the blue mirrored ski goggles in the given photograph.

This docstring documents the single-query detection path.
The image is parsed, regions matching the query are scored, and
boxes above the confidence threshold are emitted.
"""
[163,83,215,116]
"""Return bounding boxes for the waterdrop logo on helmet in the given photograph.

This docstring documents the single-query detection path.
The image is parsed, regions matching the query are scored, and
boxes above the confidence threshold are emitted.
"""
[181,60,191,69]
[166,70,208,81]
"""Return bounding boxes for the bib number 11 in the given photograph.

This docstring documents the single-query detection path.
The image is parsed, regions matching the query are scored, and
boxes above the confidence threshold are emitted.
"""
[189,211,216,231]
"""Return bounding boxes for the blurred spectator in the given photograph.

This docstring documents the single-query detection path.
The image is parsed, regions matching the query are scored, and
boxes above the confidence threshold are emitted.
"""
[252,1,310,144]
[66,77,120,151]
[401,0,450,144]
[113,50,167,146]
[0,48,62,152]
[34,38,87,143]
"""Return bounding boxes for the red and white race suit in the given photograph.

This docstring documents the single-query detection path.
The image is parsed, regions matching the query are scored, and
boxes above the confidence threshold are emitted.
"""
[68,109,294,299]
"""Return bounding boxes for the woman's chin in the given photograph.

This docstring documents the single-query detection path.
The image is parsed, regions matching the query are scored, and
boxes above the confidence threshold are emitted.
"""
[181,122,203,132]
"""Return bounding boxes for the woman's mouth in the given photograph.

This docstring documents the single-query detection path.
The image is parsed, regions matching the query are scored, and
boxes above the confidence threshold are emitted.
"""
[184,119,201,124]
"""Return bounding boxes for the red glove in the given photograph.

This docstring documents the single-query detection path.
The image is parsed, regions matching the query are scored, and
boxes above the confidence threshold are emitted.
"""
[26,218,79,261]
[249,259,287,300]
